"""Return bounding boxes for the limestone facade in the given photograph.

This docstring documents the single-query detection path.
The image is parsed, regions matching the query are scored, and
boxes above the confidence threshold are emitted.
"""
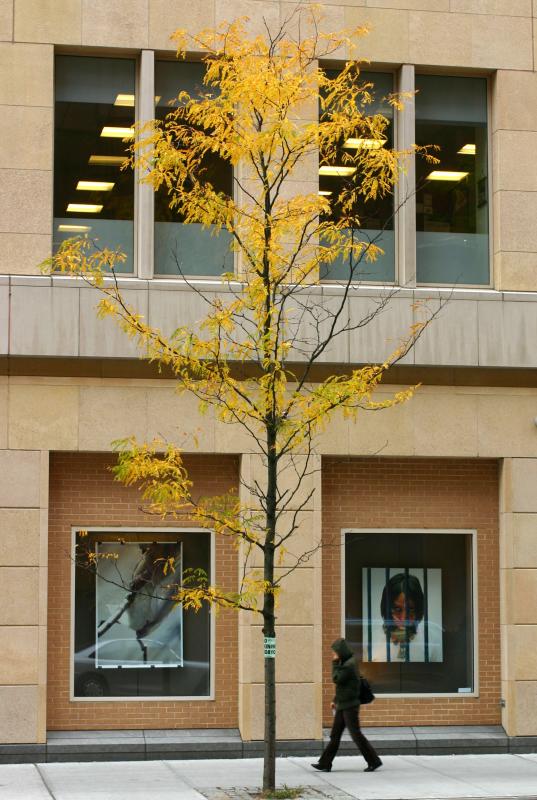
[1,0,537,745]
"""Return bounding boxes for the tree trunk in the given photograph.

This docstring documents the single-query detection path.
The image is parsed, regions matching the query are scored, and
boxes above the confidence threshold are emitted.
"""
[263,596,276,791]
[263,434,277,791]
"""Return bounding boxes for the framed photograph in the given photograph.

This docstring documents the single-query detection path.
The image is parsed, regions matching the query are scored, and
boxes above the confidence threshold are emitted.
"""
[361,567,443,663]
[95,541,183,669]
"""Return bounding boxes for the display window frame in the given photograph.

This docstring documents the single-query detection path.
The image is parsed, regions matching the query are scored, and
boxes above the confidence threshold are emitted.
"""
[340,528,479,698]
[69,526,216,703]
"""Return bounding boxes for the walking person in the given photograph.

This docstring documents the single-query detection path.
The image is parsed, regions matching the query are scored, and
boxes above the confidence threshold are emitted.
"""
[311,638,382,773]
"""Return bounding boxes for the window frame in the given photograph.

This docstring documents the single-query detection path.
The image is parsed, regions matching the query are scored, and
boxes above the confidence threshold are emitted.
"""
[69,525,216,703]
[317,65,493,290]
[53,51,139,276]
[144,50,237,285]
[413,70,493,290]
[317,65,400,288]
[340,527,479,699]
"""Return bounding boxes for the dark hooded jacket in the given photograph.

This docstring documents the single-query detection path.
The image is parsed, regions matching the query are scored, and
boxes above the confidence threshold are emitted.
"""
[331,638,361,711]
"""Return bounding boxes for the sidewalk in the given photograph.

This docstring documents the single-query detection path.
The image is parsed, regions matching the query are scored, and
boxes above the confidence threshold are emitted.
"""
[3,754,537,800]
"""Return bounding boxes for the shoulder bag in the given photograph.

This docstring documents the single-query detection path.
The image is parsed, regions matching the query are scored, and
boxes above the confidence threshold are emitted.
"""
[359,676,375,705]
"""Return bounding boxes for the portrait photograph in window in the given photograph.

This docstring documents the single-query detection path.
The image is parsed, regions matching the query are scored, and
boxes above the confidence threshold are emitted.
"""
[73,530,211,698]
[345,530,475,694]
[95,541,183,669]
[362,567,443,664]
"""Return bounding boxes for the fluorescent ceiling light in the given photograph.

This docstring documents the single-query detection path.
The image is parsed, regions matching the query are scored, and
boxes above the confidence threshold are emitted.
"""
[458,143,476,155]
[114,94,135,107]
[76,180,115,192]
[426,170,469,182]
[66,203,103,213]
[89,155,127,167]
[318,190,332,196]
[114,93,161,106]
[100,126,134,139]
[319,165,356,177]
[344,138,385,150]
[58,224,91,232]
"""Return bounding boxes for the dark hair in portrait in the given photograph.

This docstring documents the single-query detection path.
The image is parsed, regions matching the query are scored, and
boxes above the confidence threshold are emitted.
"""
[381,572,424,641]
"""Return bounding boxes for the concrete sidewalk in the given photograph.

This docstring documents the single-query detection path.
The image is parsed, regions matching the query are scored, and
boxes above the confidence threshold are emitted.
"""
[2,754,537,800]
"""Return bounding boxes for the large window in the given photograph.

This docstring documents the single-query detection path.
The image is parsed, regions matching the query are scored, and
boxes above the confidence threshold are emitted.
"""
[319,70,490,287]
[53,56,490,287]
[415,75,489,286]
[320,71,395,284]
[344,529,476,695]
[154,61,233,277]
[54,56,135,273]
[73,529,212,699]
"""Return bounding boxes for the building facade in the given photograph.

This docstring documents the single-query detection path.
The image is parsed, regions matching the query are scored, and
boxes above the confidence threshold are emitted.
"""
[1,0,537,749]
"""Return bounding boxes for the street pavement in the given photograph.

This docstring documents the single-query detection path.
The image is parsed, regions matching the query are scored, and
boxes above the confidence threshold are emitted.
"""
[2,754,537,800]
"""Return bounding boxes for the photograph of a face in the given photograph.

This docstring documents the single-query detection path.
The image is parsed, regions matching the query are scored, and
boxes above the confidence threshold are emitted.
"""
[95,541,183,669]
[362,567,443,663]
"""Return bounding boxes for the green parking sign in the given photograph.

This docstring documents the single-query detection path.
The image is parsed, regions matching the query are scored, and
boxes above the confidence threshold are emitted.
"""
[264,637,276,658]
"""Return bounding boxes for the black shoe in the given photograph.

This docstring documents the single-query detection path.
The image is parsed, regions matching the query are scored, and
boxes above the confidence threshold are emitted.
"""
[311,763,331,772]
[364,759,382,773]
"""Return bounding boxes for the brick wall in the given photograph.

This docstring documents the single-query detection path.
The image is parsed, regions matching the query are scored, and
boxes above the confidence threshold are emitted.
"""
[48,452,239,731]
[322,457,500,728]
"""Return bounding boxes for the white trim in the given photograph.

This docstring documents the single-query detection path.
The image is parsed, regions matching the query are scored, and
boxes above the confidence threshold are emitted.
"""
[370,692,473,698]
[69,526,215,703]
[135,50,155,280]
[69,525,76,702]
[397,64,416,288]
[210,529,216,700]
[487,73,494,289]
[472,525,480,697]
[340,527,479,699]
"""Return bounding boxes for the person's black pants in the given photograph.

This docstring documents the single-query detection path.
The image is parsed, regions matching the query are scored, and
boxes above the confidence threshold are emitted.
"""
[318,706,380,768]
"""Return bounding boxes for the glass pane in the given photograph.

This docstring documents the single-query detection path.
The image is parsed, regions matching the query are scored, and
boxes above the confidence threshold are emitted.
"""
[54,56,135,273]
[154,61,233,277]
[320,71,395,283]
[345,531,474,694]
[416,75,489,286]
[74,530,211,698]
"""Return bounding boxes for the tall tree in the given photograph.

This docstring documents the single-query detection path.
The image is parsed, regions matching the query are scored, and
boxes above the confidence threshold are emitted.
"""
[44,7,437,790]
